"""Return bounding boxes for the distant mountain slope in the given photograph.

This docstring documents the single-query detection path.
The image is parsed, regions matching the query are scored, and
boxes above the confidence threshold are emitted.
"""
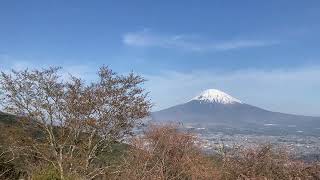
[152,89,320,131]
[0,111,17,125]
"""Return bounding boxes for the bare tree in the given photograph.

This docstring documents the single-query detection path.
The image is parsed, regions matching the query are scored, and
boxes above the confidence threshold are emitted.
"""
[0,120,24,180]
[0,146,17,179]
[119,124,220,180]
[220,144,320,179]
[0,66,151,179]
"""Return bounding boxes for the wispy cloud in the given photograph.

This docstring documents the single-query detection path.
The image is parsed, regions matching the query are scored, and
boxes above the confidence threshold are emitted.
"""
[0,58,98,82]
[123,30,278,52]
[2,56,319,116]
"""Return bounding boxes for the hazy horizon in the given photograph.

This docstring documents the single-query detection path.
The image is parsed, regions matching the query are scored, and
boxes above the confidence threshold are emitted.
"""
[1,0,320,116]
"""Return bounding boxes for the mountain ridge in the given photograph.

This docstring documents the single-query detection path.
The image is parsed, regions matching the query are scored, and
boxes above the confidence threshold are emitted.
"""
[152,89,320,135]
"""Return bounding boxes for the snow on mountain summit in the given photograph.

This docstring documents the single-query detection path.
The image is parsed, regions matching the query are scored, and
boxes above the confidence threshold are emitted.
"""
[191,89,242,104]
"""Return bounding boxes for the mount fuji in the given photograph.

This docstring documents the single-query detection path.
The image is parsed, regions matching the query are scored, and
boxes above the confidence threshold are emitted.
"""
[151,89,320,135]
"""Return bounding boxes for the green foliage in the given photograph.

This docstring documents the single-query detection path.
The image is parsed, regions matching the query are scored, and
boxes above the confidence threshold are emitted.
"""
[31,166,61,180]
[99,142,130,165]
[0,112,16,125]
[31,166,81,180]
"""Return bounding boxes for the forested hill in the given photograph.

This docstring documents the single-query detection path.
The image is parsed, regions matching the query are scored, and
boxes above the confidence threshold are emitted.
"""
[0,111,16,125]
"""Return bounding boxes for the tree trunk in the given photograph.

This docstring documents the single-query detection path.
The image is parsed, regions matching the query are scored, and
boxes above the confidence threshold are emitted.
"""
[59,147,64,180]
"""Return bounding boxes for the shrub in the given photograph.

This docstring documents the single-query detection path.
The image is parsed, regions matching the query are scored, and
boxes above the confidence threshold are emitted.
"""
[117,124,220,180]
[219,144,320,180]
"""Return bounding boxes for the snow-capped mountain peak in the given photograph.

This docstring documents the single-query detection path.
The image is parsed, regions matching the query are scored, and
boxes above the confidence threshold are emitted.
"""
[191,89,242,104]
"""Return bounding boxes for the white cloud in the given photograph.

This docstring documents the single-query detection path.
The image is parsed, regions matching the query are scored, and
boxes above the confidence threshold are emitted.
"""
[0,59,98,83]
[2,57,319,116]
[123,30,278,51]
[144,66,320,116]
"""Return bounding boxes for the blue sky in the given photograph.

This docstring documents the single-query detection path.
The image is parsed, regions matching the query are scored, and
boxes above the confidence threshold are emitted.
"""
[1,0,320,115]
